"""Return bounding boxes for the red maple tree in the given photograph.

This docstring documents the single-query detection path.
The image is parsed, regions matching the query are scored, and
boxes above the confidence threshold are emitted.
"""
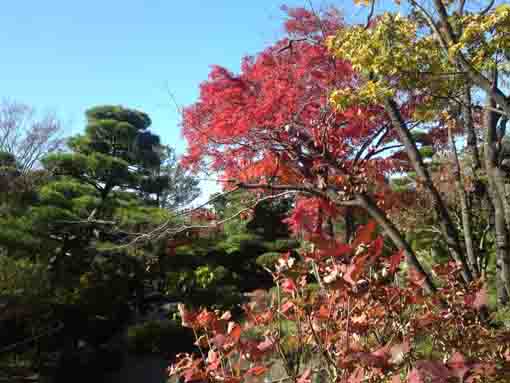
[181,6,433,290]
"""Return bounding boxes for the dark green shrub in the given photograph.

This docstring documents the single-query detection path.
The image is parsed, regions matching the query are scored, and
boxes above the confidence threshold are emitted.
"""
[256,252,281,268]
[127,320,194,356]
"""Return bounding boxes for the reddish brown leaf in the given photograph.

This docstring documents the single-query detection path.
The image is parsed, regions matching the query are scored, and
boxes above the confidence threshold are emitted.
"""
[344,255,368,285]
[369,236,384,262]
[448,352,470,380]
[354,220,377,246]
[196,309,215,328]
[389,249,404,274]
[411,360,451,382]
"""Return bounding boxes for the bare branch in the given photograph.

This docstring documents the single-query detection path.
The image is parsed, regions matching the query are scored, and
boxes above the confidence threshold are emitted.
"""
[365,0,376,29]
[0,100,66,172]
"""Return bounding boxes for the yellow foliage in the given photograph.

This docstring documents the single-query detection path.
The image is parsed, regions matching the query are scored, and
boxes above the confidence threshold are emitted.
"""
[449,4,510,71]
[327,13,450,113]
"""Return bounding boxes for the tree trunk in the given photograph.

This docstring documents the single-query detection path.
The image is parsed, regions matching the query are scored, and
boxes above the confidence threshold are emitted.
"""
[449,121,479,279]
[484,81,510,303]
[384,98,473,284]
[344,207,355,243]
[355,193,437,293]
[462,88,482,171]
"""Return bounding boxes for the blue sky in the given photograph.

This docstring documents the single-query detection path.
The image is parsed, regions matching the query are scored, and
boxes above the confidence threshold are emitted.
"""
[1,1,313,147]
[0,1,368,201]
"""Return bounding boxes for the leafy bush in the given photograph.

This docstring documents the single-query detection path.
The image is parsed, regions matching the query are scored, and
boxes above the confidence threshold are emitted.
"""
[256,252,281,268]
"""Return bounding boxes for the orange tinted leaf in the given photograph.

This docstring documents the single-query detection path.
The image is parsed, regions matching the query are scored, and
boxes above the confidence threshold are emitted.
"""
[344,255,368,285]
[317,304,330,319]
[354,220,377,246]
[245,365,268,376]
[196,309,215,328]
[228,323,242,343]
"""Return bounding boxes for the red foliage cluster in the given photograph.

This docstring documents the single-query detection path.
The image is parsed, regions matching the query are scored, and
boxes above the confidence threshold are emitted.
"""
[180,7,399,197]
[169,222,510,383]
[188,208,217,223]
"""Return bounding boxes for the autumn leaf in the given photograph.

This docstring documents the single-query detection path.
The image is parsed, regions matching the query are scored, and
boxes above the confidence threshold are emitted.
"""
[257,337,275,352]
[353,220,377,247]
[178,303,197,328]
[408,360,451,383]
[245,365,268,376]
[211,333,227,349]
[196,309,215,328]
[464,286,488,311]
[448,352,470,381]
[297,368,312,383]
[348,367,364,383]
[317,304,330,319]
[183,366,207,383]
[207,349,221,371]
[389,339,410,364]
[281,278,297,293]
[227,322,242,344]
[344,255,368,285]
[370,236,384,260]
[388,250,405,274]
[280,300,295,314]
[407,267,426,288]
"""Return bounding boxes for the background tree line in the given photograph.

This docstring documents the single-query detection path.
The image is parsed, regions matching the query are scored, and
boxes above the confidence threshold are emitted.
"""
[0,101,299,382]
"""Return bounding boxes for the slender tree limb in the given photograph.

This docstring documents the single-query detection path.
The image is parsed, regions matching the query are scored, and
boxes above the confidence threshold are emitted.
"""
[449,119,479,278]
[354,193,437,293]
[384,97,473,284]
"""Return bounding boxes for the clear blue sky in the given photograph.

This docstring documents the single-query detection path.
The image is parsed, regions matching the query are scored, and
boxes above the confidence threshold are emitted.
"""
[0,1,368,201]
[1,0,319,147]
